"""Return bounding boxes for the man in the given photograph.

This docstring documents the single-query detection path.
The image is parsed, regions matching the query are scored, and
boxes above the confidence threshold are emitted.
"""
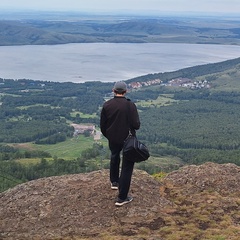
[100,81,140,206]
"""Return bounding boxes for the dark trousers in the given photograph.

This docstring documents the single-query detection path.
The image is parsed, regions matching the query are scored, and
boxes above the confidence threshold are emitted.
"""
[109,143,135,200]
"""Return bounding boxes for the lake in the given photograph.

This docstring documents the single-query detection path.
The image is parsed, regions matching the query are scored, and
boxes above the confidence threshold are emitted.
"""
[0,43,239,83]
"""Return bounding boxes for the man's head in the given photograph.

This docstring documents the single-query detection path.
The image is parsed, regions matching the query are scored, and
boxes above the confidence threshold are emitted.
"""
[113,81,127,95]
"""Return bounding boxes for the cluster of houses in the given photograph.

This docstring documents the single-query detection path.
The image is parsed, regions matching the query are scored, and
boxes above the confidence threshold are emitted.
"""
[128,79,162,89]
[164,78,211,89]
[127,77,210,90]
[71,123,101,141]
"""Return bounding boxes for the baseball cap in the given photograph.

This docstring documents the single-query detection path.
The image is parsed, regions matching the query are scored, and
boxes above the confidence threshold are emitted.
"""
[113,81,127,93]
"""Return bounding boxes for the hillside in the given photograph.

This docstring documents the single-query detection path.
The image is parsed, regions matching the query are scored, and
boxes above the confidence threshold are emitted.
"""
[1,57,240,192]
[0,14,239,45]
[128,56,240,84]
[0,162,239,240]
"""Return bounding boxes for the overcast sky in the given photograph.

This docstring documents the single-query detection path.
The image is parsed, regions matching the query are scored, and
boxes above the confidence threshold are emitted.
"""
[0,0,239,14]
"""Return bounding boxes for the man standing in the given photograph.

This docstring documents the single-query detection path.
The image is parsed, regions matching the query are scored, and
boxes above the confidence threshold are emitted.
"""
[100,81,140,206]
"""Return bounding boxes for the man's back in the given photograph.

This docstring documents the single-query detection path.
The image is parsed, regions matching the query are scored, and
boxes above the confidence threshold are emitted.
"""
[100,96,140,145]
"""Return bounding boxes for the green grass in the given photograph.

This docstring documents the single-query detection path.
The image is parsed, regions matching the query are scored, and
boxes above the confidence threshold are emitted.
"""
[15,158,45,165]
[22,135,107,159]
[196,68,240,92]
[149,155,182,166]
[35,137,94,159]
[16,104,51,110]
[12,136,182,174]
[70,111,97,118]
[136,155,183,174]
[136,94,179,108]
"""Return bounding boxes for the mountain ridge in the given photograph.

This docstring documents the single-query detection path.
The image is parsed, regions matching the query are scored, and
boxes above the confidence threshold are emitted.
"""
[0,15,239,46]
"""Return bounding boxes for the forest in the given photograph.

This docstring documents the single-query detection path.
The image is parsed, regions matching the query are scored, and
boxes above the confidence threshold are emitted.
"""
[1,57,240,191]
[0,14,239,46]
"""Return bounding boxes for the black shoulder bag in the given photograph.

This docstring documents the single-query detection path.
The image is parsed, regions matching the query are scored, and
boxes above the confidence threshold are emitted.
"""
[122,100,150,163]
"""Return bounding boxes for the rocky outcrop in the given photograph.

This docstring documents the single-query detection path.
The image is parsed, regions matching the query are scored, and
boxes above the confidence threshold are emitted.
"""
[0,162,239,240]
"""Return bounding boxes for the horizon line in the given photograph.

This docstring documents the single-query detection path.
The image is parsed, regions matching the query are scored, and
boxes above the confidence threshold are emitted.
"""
[0,8,239,16]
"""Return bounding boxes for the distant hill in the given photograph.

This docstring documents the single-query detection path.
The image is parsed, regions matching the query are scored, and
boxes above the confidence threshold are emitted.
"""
[128,57,240,85]
[0,14,239,45]
[0,162,239,239]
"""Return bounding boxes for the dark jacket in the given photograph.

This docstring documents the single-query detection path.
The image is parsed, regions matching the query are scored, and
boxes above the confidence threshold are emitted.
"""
[100,96,140,145]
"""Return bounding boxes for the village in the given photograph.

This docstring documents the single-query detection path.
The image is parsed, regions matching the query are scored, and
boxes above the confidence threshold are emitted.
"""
[128,77,210,90]
[71,123,101,141]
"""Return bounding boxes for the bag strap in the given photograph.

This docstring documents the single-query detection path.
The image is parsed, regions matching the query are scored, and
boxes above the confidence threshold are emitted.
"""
[126,99,133,136]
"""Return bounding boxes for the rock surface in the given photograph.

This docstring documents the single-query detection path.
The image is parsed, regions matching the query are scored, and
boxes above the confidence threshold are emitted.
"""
[0,162,239,240]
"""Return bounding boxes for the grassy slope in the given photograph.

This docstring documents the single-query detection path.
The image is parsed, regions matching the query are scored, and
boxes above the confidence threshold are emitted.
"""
[13,135,100,160]
[197,66,240,92]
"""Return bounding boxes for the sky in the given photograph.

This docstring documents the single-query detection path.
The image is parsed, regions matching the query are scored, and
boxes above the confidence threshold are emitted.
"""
[0,0,239,14]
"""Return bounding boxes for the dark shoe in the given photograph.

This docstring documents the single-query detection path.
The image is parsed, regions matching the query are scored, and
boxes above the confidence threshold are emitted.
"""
[111,182,119,190]
[115,196,133,207]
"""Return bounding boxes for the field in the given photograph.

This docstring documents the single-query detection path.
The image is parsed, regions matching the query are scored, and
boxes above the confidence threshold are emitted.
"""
[12,135,104,160]
[11,133,183,173]
[136,94,179,108]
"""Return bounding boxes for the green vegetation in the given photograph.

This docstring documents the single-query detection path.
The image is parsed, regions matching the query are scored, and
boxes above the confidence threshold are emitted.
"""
[34,136,98,159]
[0,15,239,45]
[136,94,179,108]
[1,57,240,192]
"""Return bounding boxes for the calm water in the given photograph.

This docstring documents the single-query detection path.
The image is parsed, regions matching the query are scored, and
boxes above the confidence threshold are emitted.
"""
[0,43,239,83]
